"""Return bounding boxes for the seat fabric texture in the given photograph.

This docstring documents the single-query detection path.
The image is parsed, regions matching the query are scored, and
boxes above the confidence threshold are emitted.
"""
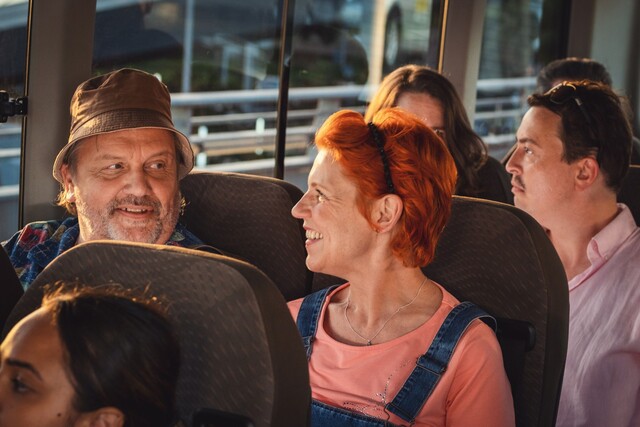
[2,241,310,427]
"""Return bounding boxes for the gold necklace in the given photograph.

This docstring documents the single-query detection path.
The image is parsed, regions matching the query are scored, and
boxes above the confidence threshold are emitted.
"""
[344,277,428,346]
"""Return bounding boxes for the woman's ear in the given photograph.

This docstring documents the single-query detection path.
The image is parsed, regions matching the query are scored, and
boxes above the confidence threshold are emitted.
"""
[373,194,403,233]
[74,407,124,427]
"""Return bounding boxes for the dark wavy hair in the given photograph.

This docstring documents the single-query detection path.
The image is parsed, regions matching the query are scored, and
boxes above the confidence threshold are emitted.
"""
[536,57,612,93]
[315,108,457,267]
[529,80,632,191]
[42,283,180,427]
[365,64,487,197]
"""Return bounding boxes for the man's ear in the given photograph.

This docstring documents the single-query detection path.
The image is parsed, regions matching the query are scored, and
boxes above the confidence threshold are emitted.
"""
[59,164,76,203]
[574,156,599,190]
[372,194,403,233]
[74,407,124,427]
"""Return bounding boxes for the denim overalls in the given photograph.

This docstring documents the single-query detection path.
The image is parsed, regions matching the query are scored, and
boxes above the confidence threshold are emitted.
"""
[296,286,496,427]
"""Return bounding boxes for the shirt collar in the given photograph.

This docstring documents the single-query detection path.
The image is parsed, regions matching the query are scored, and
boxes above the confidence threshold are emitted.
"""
[586,204,637,263]
[570,204,637,290]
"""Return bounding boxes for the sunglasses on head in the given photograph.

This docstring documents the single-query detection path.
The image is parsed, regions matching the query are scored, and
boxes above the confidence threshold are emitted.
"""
[546,82,601,159]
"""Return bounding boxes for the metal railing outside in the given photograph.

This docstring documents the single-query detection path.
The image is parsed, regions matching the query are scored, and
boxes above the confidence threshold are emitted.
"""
[0,77,537,197]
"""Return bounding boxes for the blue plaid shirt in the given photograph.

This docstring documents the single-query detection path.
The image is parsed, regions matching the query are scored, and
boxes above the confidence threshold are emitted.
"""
[2,217,204,291]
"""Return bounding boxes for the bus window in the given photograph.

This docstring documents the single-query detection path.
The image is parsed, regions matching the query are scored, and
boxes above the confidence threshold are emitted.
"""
[90,0,283,180]
[0,0,28,240]
[88,0,446,192]
[284,0,446,189]
[474,0,570,160]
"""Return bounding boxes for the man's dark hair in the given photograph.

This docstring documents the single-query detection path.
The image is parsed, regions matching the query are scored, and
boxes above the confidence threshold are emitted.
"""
[528,80,632,191]
[43,283,180,427]
[537,57,613,93]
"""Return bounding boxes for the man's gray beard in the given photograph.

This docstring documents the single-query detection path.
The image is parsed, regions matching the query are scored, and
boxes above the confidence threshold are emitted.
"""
[76,194,180,244]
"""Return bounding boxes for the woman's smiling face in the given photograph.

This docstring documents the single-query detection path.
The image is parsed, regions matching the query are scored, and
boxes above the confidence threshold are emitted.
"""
[292,150,379,278]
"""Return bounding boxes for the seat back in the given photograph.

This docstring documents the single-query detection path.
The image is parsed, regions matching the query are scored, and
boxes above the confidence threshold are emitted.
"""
[180,171,312,301]
[618,164,639,225]
[423,196,568,427]
[3,241,310,427]
[0,247,23,331]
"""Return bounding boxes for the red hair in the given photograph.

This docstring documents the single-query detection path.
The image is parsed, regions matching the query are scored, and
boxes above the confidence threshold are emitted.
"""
[314,108,457,267]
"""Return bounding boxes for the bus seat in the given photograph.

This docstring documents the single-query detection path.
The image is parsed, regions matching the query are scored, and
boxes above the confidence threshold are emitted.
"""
[2,241,311,427]
[423,196,568,427]
[180,171,312,301]
[618,164,639,225]
[0,246,23,332]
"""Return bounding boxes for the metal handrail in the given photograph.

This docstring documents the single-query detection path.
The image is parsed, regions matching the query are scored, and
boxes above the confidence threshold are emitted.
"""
[0,78,536,179]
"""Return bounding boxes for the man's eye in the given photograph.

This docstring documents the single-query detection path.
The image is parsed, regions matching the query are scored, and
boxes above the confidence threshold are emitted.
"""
[523,146,533,155]
[106,163,123,170]
[149,162,166,170]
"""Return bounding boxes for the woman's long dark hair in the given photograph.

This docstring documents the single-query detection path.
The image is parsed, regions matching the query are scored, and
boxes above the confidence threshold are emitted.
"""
[365,64,488,196]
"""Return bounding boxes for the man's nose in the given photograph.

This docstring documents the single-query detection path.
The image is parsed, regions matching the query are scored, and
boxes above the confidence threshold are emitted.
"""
[124,168,152,195]
[505,148,521,174]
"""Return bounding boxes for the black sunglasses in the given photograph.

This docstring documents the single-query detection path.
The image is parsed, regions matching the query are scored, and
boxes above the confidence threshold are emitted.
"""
[546,82,600,158]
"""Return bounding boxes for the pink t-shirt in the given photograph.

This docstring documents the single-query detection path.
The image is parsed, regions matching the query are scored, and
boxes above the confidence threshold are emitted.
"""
[556,205,640,427]
[288,283,515,427]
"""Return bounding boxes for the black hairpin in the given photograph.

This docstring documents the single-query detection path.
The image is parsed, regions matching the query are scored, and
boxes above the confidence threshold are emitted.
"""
[367,122,395,194]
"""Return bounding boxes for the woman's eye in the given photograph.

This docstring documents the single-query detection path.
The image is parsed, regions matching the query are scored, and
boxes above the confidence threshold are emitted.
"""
[11,376,30,394]
[316,191,327,202]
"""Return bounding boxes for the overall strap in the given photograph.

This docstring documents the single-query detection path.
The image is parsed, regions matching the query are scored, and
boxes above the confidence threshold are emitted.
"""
[296,285,339,360]
[386,301,496,423]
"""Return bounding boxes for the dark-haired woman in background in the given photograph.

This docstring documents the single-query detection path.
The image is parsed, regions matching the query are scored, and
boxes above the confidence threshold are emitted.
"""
[365,64,513,204]
[0,284,180,427]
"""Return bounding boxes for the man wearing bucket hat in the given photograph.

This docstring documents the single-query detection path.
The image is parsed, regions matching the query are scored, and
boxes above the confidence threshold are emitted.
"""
[2,68,204,290]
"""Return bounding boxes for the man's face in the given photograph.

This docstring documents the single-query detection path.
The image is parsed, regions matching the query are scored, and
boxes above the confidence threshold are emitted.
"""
[506,107,580,228]
[60,128,181,245]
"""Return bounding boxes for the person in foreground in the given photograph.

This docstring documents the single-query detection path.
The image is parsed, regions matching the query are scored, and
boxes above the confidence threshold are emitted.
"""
[506,80,640,426]
[2,68,203,290]
[365,64,513,204]
[0,283,180,427]
[289,108,515,426]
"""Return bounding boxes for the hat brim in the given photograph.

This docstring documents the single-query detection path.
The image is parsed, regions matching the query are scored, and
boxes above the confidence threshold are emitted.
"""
[53,110,194,182]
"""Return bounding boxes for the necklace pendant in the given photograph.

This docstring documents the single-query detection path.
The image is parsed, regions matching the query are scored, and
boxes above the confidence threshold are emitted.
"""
[367,340,372,346]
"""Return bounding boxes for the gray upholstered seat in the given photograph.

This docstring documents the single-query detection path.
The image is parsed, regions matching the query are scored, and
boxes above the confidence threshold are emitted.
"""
[180,171,312,301]
[0,246,23,332]
[2,241,310,427]
[423,196,568,427]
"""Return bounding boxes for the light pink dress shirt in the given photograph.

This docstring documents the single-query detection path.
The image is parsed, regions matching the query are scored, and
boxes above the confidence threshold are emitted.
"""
[556,205,640,427]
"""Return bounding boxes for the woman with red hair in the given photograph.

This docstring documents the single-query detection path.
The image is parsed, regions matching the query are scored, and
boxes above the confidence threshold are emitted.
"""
[289,108,514,426]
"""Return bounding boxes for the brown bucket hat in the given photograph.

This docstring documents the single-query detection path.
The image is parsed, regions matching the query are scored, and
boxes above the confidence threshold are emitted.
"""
[52,68,194,182]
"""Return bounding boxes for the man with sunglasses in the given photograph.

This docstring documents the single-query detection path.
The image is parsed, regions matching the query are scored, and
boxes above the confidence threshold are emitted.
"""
[506,81,640,426]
